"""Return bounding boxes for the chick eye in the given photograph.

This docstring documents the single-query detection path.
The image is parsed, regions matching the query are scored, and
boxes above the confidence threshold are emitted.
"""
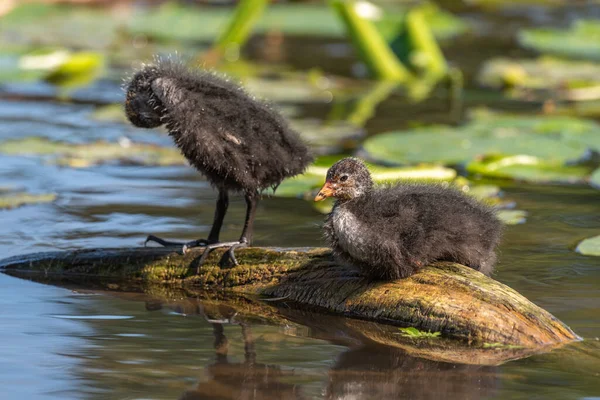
[339,175,349,182]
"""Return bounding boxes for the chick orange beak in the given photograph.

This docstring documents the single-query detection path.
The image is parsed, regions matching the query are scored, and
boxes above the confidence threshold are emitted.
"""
[315,181,335,201]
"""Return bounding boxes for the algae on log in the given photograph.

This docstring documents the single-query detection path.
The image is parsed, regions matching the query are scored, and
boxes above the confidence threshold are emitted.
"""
[0,246,579,350]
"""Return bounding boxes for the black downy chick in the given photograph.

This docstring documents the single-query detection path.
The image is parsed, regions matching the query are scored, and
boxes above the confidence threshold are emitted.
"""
[124,58,313,267]
[315,158,502,281]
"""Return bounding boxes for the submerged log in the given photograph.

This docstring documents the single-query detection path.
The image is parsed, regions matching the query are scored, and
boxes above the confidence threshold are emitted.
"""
[0,246,579,351]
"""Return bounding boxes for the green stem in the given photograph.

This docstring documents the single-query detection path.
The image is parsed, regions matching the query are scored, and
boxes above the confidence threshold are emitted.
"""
[214,0,270,56]
[330,0,411,81]
[404,6,447,77]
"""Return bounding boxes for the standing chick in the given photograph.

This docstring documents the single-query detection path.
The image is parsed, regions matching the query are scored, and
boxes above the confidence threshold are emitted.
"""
[124,58,313,267]
[315,158,502,280]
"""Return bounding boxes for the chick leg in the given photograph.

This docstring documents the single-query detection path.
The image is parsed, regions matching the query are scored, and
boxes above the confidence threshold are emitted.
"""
[194,192,257,271]
[145,189,229,249]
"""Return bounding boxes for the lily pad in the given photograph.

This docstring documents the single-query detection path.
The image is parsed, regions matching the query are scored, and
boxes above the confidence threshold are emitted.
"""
[519,20,600,61]
[497,210,528,225]
[466,154,590,184]
[0,192,56,209]
[0,137,184,167]
[44,51,105,89]
[575,235,600,256]
[361,113,600,182]
[477,57,600,101]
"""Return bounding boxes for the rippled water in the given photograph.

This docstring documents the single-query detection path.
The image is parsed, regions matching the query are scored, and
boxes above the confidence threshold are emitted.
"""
[1,2,600,398]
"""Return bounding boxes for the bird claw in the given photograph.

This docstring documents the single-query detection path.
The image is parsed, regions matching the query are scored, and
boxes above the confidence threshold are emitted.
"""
[194,239,249,274]
[219,240,248,267]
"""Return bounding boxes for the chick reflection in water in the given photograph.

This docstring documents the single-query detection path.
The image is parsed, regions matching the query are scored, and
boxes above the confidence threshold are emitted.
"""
[177,312,302,400]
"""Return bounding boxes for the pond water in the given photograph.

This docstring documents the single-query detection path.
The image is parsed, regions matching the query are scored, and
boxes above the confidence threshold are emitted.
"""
[1,2,600,399]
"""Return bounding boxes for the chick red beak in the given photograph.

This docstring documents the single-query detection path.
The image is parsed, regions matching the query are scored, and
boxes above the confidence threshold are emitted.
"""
[315,181,335,201]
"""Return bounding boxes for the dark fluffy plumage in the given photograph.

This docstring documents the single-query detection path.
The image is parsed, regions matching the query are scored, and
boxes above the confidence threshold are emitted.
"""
[125,59,313,193]
[318,158,502,281]
[123,58,313,263]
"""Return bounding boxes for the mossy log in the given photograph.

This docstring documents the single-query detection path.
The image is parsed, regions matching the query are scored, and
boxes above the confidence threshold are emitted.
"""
[0,246,579,353]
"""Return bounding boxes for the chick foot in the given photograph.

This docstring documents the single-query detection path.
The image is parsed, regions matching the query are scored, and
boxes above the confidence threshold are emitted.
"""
[194,239,249,273]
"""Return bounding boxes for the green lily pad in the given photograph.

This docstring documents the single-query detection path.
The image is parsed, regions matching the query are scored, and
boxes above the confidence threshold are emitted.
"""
[497,209,528,225]
[519,20,600,61]
[466,154,591,184]
[0,137,184,167]
[477,57,600,101]
[0,192,56,209]
[575,235,600,256]
[44,51,105,89]
[361,113,600,182]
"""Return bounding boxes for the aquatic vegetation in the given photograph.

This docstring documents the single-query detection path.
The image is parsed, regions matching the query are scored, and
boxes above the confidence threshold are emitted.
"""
[126,1,466,44]
[477,57,600,101]
[576,235,600,256]
[519,20,600,61]
[397,327,442,338]
[362,112,600,183]
[0,137,185,167]
[496,210,528,226]
[44,51,104,89]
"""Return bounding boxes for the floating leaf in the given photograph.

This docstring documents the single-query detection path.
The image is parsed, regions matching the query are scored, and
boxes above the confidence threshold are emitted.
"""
[497,209,527,225]
[0,137,184,167]
[519,20,600,61]
[361,113,600,182]
[478,57,600,101]
[0,192,56,209]
[466,154,590,184]
[44,51,105,89]
[575,235,600,256]
[397,327,441,338]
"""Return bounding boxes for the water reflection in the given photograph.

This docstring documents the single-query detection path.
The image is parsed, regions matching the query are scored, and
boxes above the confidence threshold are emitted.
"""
[145,295,498,400]
[180,323,303,400]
